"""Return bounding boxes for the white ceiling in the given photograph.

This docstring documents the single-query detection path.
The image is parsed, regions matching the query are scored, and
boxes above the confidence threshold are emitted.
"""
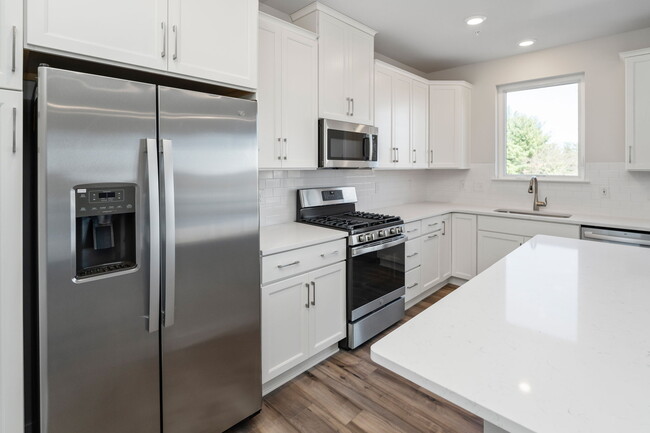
[259,0,650,73]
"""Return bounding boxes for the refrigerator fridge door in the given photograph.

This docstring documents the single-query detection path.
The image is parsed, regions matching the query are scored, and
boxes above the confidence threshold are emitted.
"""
[37,68,161,433]
[158,87,261,433]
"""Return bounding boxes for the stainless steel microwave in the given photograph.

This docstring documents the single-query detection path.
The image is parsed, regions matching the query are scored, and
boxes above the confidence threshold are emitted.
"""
[319,119,378,168]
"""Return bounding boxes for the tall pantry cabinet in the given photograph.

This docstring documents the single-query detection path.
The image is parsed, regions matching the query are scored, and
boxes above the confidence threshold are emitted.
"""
[291,2,376,126]
[0,0,23,431]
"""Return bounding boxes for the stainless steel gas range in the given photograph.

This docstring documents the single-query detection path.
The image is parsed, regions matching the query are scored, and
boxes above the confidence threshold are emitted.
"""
[297,187,406,349]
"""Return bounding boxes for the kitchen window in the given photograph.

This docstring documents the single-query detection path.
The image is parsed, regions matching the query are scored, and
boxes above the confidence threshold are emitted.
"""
[496,74,585,180]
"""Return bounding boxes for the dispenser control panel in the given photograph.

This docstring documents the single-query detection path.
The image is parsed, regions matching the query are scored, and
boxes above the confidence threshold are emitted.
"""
[75,184,136,217]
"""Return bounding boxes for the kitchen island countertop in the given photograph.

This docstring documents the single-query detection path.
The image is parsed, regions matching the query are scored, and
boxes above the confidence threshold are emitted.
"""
[371,235,650,433]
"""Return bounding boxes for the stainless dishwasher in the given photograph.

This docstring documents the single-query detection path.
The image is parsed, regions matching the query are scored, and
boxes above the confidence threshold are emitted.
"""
[581,226,650,248]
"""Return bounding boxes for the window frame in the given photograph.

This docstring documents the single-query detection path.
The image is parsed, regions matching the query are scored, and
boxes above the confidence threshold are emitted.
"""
[496,73,586,181]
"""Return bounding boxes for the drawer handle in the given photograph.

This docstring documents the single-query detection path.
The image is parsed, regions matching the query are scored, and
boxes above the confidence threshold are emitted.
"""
[320,250,339,258]
[406,252,419,258]
[407,283,418,289]
[427,223,439,227]
[427,231,441,239]
[305,283,310,309]
[406,228,419,233]
[277,260,300,269]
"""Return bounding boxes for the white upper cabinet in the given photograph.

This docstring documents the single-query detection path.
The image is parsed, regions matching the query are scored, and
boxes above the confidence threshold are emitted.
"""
[621,48,650,170]
[429,82,472,169]
[258,13,317,170]
[0,0,22,90]
[374,60,429,169]
[292,2,376,126]
[167,0,258,89]
[26,0,258,89]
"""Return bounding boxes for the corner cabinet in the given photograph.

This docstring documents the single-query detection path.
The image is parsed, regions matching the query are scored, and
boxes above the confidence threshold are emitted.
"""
[258,14,318,169]
[429,82,472,169]
[292,3,376,126]
[0,89,23,433]
[451,213,477,280]
[25,0,258,89]
[621,48,650,170]
[0,0,22,91]
[374,60,429,169]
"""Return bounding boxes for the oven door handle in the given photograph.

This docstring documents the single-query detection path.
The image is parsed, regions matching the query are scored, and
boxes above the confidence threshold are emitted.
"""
[350,235,406,257]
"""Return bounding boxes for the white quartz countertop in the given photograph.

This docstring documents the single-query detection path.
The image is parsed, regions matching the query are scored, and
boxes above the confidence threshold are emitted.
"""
[371,235,650,433]
[367,202,650,232]
[260,222,347,256]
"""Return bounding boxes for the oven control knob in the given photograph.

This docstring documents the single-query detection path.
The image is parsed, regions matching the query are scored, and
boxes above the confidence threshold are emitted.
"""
[378,230,385,237]
[389,228,396,235]
[358,235,365,242]
[396,226,403,234]
[366,234,374,242]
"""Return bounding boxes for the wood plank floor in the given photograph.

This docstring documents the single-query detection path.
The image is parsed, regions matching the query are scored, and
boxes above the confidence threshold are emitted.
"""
[227,285,484,433]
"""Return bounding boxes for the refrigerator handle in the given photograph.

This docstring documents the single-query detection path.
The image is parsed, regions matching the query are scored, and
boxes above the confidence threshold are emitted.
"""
[160,139,176,328]
[145,139,161,333]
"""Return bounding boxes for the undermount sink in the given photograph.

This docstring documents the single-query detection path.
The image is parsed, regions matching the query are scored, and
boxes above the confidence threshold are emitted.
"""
[493,209,572,218]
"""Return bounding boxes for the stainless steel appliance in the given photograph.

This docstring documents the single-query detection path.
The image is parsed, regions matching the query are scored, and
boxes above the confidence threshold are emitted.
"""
[33,67,260,433]
[297,187,405,349]
[319,119,378,168]
[581,226,650,248]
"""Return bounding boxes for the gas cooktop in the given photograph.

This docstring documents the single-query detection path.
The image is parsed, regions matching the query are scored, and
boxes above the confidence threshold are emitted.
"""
[302,211,402,231]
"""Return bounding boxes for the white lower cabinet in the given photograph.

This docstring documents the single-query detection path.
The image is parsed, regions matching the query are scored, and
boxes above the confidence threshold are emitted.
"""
[451,213,477,280]
[261,261,345,383]
[0,89,23,433]
[477,231,525,273]
[440,214,452,280]
[420,230,441,290]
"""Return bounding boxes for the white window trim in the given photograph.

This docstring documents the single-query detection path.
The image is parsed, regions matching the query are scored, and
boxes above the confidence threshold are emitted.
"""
[496,73,586,181]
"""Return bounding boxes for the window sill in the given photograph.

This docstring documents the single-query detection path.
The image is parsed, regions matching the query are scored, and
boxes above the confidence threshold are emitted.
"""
[491,177,590,184]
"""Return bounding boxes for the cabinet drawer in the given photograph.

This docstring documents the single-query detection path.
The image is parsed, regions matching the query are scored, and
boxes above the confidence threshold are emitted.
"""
[405,238,421,271]
[262,239,346,284]
[422,216,444,234]
[478,215,580,239]
[404,221,422,239]
[405,267,421,303]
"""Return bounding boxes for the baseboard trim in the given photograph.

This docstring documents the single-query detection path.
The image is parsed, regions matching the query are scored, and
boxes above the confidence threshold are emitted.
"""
[262,344,339,396]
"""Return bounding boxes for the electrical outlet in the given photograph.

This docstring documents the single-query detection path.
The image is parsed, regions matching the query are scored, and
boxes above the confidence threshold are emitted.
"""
[600,186,609,198]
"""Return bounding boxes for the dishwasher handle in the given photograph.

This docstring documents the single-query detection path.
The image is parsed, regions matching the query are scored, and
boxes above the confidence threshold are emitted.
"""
[582,230,650,247]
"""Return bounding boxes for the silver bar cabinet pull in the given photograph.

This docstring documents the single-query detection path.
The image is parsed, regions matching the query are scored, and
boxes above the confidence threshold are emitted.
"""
[172,25,178,60]
[320,251,339,258]
[430,149,433,164]
[12,107,17,154]
[629,146,633,164]
[406,252,418,258]
[305,283,310,308]
[277,260,300,269]
[310,281,316,306]
[346,97,351,116]
[442,220,446,236]
[12,26,17,72]
[145,139,161,333]
[160,22,166,58]
[407,283,418,289]
[283,138,288,160]
[160,139,176,327]
[351,98,354,116]
[277,138,281,160]
[412,149,417,163]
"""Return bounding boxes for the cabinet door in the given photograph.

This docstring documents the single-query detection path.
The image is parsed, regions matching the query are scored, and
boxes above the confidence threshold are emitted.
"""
[345,27,374,125]
[318,14,348,121]
[439,215,452,280]
[451,213,477,279]
[404,267,421,303]
[421,231,441,290]
[625,54,650,170]
[257,19,282,169]
[429,85,470,169]
[26,0,167,71]
[374,67,394,167]
[261,274,310,383]
[309,262,346,354]
[477,231,524,273]
[393,74,411,168]
[0,0,21,90]
[410,81,429,168]
[168,0,257,89]
[281,29,318,169]
[0,89,22,433]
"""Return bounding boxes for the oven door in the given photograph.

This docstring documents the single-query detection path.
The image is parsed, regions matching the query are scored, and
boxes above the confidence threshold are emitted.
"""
[347,235,406,321]
[319,119,378,168]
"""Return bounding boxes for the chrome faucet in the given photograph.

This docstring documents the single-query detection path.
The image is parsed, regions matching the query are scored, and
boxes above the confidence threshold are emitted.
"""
[528,176,548,211]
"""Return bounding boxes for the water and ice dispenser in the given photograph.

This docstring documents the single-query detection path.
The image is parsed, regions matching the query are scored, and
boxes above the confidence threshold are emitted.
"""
[74,184,137,279]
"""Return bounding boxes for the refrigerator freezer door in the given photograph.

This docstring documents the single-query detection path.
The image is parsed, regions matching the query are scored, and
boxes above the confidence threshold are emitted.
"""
[158,87,261,433]
[37,68,161,432]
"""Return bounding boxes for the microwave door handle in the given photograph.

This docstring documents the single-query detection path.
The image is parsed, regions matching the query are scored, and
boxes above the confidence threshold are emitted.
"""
[145,139,161,333]
[362,136,369,160]
[160,139,176,328]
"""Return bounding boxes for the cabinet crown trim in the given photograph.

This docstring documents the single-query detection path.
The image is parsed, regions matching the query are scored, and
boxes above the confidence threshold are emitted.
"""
[619,47,650,59]
[290,2,378,36]
[375,60,472,88]
[260,12,318,40]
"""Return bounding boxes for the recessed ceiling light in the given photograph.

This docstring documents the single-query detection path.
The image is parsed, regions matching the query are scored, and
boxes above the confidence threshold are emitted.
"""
[518,39,536,47]
[465,16,486,26]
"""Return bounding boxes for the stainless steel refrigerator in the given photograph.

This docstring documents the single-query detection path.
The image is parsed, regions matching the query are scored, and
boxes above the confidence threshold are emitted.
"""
[35,67,261,433]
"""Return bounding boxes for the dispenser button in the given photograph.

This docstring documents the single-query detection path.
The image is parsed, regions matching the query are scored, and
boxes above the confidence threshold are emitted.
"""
[80,207,87,212]
[126,204,133,209]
